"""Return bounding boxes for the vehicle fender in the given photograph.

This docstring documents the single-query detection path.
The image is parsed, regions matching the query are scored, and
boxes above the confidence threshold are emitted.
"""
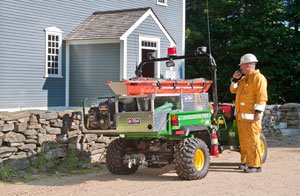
[180,125,210,136]
[180,125,212,150]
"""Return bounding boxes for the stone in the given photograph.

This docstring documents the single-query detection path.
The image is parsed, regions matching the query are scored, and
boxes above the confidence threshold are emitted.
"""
[90,143,106,151]
[2,123,15,132]
[51,121,63,128]
[38,128,47,134]
[5,120,17,124]
[90,148,105,155]
[26,150,37,157]
[0,132,3,146]
[70,124,79,130]
[24,129,38,136]
[281,103,299,109]
[15,122,28,132]
[38,111,58,120]
[90,153,105,163]
[44,148,66,161]
[280,128,300,136]
[96,136,112,144]
[69,143,88,151]
[0,111,30,121]
[288,120,300,126]
[26,135,37,139]
[4,132,26,143]
[58,111,73,119]
[28,123,42,129]
[67,130,81,137]
[37,134,56,145]
[8,142,23,147]
[2,152,31,170]
[18,117,30,123]
[88,141,95,146]
[56,134,68,144]
[39,119,50,126]
[46,127,61,135]
[25,139,37,144]
[68,135,82,144]
[84,134,97,143]
[287,111,299,116]
[29,115,38,124]
[18,144,37,151]
[0,146,18,158]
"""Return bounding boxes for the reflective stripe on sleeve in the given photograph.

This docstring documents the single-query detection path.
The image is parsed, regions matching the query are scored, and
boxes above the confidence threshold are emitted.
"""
[254,104,265,111]
[242,113,254,120]
[231,82,238,89]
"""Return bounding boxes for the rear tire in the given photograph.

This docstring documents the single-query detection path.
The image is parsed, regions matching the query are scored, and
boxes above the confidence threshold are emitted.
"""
[175,138,210,180]
[106,138,139,175]
[260,134,267,163]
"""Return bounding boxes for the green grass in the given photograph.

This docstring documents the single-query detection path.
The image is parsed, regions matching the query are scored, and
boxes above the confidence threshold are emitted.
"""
[0,146,105,183]
[0,165,13,181]
[0,164,104,183]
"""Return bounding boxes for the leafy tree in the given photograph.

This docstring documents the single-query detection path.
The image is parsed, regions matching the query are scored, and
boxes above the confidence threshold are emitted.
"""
[186,0,300,104]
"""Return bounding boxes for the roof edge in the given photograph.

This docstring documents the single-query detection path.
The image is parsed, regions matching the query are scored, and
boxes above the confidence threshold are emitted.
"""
[93,7,151,15]
[120,9,176,46]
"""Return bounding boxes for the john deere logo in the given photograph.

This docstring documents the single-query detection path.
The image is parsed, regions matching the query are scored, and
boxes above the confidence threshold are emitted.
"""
[128,118,141,125]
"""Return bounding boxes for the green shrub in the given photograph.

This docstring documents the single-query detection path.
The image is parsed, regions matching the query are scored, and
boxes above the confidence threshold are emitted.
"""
[0,165,13,181]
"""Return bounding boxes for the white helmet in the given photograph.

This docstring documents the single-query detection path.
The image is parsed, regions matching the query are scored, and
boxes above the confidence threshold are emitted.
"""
[239,53,258,65]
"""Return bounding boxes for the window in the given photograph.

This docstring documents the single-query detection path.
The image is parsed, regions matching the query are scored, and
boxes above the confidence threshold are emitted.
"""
[44,27,63,78]
[141,41,157,49]
[157,0,167,6]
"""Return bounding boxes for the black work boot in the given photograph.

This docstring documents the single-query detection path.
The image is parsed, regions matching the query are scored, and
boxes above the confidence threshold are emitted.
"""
[239,163,248,170]
[244,167,262,173]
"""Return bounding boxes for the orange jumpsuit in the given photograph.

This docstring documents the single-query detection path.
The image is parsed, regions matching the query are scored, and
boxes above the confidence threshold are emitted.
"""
[230,70,268,167]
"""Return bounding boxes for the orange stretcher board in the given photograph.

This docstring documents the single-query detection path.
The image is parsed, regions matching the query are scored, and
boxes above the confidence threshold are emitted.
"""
[106,78,213,96]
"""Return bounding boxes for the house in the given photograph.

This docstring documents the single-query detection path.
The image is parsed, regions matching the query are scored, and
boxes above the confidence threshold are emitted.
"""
[0,0,186,111]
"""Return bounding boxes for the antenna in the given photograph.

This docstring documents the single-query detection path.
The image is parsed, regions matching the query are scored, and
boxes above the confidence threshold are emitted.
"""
[206,0,212,55]
[205,0,219,120]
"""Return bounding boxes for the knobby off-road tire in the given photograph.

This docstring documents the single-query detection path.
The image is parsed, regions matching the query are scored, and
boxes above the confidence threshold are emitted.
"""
[260,134,267,163]
[106,138,139,175]
[175,138,210,180]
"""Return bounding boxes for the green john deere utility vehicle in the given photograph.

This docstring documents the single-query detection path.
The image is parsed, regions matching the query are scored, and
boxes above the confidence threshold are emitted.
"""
[82,46,267,180]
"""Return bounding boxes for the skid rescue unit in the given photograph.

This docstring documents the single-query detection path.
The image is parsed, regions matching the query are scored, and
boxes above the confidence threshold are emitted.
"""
[82,47,267,180]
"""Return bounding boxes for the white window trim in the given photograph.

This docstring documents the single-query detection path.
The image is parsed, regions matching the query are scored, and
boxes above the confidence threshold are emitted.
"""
[139,36,160,78]
[157,0,168,6]
[44,26,63,78]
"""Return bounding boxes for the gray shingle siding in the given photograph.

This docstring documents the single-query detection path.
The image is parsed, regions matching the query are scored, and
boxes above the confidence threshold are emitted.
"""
[0,0,184,110]
[69,43,120,106]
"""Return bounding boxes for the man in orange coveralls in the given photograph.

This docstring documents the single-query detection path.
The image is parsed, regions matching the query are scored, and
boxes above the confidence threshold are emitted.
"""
[230,54,268,173]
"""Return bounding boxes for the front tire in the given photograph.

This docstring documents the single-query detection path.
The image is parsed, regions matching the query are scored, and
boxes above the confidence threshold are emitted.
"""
[175,138,210,180]
[106,138,139,175]
[260,134,267,163]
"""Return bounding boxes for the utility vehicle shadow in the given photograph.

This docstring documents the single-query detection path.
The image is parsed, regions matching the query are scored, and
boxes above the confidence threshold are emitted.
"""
[209,162,243,173]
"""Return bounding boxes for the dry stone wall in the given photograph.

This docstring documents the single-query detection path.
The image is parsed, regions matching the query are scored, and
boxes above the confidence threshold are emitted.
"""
[262,103,300,135]
[0,110,114,170]
[0,103,299,170]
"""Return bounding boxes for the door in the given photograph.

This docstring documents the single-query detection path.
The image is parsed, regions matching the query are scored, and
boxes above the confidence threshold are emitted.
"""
[141,49,155,77]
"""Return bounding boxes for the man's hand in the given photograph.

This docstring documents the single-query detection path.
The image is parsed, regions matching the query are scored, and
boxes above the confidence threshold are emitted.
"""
[232,70,242,82]
[254,111,263,121]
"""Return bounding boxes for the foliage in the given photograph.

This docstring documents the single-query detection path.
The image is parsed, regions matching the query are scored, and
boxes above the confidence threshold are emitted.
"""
[186,0,300,104]
[0,165,13,181]
[55,149,78,172]
[36,145,47,172]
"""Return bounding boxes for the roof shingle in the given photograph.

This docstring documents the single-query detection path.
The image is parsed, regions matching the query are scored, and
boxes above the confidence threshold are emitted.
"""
[65,7,151,40]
